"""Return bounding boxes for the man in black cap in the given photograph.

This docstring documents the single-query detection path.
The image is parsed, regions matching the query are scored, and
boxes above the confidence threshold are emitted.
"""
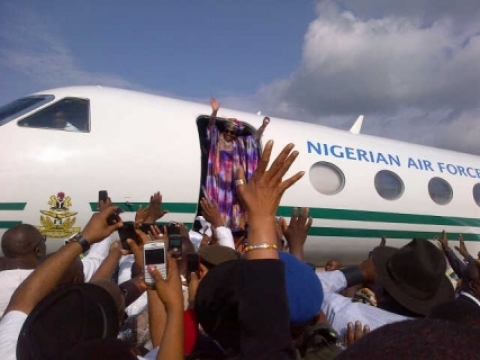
[319,238,455,336]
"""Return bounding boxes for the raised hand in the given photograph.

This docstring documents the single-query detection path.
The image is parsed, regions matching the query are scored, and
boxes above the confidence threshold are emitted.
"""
[135,204,149,224]
[210,97,220,113]
[200,197,224,228]
[282,207,312,261]
[435,230,449,252]
[148,224,164,241]
[82,206,124,244]
[148,255,183,311]
[145,191,169,223]
[127,228,156,268]
[236,140,304,218]
[454,234,472,259]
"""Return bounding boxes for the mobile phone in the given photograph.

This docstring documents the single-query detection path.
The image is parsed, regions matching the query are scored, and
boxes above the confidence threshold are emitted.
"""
[144,241,166,286]
[99,190,108,202]
[167,222,182,256]
[139,222,159,235]
[187,252,200,273]
[117,221,138,250]
[107,207,124,226]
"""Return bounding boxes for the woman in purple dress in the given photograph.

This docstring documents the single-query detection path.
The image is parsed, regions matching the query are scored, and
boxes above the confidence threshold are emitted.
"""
[205,98,270,232]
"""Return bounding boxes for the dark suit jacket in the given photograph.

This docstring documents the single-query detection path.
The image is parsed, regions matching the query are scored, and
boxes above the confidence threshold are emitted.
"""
[429,293,480,327]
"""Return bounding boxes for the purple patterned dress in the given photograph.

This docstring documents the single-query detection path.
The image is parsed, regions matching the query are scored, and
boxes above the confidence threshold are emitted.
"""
[205,125,260,232]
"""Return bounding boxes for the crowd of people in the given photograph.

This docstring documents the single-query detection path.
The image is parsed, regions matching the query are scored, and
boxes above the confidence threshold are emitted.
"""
[1,104,480,359]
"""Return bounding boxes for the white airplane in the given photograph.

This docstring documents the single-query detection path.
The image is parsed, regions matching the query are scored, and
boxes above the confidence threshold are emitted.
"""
[1,86,479,266]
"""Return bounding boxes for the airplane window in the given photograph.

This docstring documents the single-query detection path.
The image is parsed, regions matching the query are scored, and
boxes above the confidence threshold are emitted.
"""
[309,161,345,195]
[0,95,54,127]
[17,97,90,132]
[374,170,404,200]
[428,177,453,205]
[473,184,480,207]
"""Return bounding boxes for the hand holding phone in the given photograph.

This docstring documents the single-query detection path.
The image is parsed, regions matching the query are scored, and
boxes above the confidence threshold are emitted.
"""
[167,222,182,257]
[144,241,166,286]
[117,221,138,250]
[107,207,124,226]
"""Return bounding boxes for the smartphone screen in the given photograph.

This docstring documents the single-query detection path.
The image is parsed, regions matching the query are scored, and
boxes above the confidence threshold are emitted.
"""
[145,248,165,265]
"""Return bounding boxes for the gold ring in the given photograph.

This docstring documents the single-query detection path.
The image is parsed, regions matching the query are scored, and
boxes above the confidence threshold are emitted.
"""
[236,179,246,186]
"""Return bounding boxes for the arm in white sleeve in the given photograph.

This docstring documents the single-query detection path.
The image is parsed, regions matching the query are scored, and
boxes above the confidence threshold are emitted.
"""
[81,235,114,282]
[215,226,235,249]
[317,270,348,294]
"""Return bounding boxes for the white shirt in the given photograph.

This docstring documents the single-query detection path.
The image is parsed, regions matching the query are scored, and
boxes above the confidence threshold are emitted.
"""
[215,226,235,249]
[0,236,113,316]
[81,235,114,282]
[0,270,34,317]
[192,216,235,250]
[460,291,480,307]
[318,270,410,336]
[0,310,27,360]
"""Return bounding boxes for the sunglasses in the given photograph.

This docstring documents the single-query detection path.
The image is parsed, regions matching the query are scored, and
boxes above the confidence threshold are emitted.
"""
[223,130,237,136]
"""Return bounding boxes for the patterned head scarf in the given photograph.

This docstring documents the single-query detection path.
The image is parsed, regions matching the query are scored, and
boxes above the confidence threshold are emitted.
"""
[224,118,242,132]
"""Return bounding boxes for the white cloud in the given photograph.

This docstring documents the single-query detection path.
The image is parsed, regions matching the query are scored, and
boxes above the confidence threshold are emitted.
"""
[256,0,480,153]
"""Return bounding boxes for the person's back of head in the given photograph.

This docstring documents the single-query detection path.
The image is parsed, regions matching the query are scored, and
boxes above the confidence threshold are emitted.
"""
[1,224,46,265]
[17,283,121,359]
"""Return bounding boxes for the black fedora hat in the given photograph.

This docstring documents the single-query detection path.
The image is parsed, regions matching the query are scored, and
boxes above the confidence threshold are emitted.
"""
[17,283,119,360]
[371,238,454,316]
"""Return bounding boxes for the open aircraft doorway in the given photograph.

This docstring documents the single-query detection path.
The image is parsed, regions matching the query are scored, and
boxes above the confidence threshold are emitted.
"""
[195,115,259,233]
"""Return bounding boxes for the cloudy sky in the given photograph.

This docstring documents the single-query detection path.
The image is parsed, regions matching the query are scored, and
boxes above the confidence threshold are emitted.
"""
[1,0,479,154]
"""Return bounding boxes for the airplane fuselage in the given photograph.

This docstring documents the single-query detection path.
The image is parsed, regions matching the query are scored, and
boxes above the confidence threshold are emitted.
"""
[1,86,479,265]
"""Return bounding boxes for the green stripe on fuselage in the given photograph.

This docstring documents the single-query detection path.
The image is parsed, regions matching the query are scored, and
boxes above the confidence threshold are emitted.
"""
[86,201,480,239]
[0,203,27,211]
[276,206,480,227]
[89,202,197,213]
[0,221,22,228]
[308,227,480,241]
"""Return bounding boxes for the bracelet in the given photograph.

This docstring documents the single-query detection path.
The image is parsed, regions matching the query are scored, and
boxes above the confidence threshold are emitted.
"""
[244,243,278,252]
[68,232,91,253]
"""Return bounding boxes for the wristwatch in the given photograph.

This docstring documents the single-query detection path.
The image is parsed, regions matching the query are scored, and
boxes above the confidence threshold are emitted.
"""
[68,232,91,253]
